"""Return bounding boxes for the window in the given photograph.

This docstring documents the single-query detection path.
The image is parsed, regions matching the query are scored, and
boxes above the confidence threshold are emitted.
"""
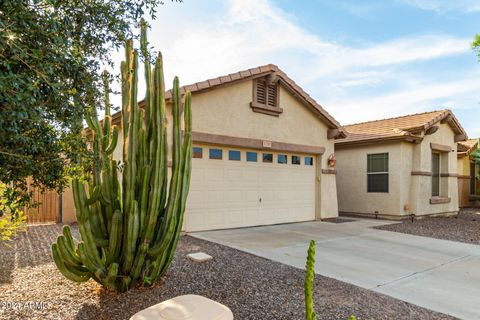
[432,153,440,196]
[470,162,476,195]
[229,150,241,161]
[209,148,222,160]
[292,155,301,165]
[193,147,203,159]
[246,152,258,162]
[367,153,389,193]
[278,154,287,164]
[263,153,273,163]
[304,157,313,166]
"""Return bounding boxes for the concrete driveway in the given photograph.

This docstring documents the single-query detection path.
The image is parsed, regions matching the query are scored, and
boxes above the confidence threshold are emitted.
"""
[191,218,480,319]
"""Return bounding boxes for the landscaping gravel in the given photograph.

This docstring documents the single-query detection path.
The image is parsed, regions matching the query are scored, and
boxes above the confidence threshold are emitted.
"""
[0,224,454,320]
[375,208,480,245]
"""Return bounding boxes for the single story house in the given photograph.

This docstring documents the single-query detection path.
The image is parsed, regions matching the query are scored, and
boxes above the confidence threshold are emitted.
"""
[334,110,468,219]
[457,138,479,207]
[63,64,346,231]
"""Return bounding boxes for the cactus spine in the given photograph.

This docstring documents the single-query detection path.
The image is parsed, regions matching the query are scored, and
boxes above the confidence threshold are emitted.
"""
[51,19,192,292]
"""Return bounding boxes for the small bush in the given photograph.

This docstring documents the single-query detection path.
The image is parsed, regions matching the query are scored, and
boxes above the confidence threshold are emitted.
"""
[0,183,27,241]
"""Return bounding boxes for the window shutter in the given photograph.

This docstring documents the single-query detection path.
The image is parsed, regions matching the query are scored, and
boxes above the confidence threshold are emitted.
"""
[256,80,267,105]
[267,84,277,107]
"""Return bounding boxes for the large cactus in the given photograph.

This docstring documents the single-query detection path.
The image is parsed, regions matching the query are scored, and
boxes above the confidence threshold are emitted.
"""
[51,19,192,292]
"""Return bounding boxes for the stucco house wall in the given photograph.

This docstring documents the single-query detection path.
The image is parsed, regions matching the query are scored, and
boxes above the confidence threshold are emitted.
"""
[61,65,343,226]
[458,156,472,207]
[168,80,338,219]
[410,123,458,216]
[336,121,461,218]
[336,143,406,216]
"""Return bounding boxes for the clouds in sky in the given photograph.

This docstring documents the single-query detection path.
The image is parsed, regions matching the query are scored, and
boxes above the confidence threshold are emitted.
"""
[113,0,479,135]
[400,0,480,13]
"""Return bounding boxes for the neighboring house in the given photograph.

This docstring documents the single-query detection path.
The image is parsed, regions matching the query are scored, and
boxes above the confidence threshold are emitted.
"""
[335,110,468,219]
[63,64,346,231]
[457,138,479,207]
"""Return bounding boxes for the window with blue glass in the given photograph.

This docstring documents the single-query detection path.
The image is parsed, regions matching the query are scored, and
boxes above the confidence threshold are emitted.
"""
[304,156,313,166]
[193,147,203,159]
[292,155,300,165]
[229,150,241,161]
[209,148,222,160]
[246,152,258,162]
[263,153,273,163]
[278,154,287,164]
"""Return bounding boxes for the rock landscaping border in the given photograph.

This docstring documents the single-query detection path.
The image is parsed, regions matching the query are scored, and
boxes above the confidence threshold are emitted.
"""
[0,224,453,320]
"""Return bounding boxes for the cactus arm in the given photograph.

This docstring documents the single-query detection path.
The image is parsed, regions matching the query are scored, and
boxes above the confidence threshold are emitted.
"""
[105,126,119,154]
[57,235,82,267]
[52,244,91,282]
[62,225,76,249]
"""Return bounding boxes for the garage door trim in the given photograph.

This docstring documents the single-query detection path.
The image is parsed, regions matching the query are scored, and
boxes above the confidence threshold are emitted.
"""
[191,131,325,155]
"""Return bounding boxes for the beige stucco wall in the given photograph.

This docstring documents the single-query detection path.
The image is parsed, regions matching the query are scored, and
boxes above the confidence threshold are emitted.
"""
[336,142,406,216]
[458,155,471,207]
[63,78,339,223]
[458,155,479,207]
[172,81,337,219]
[411,123,458,215]
[336,123,459,218]
[61,184,76,223]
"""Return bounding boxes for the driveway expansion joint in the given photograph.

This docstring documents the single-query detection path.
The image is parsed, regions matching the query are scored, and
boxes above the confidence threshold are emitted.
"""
[369,253,476,290]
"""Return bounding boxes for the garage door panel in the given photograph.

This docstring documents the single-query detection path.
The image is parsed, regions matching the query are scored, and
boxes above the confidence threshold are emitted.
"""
[184,146,317,231]
[187,190,205,207]
[205,190,224,207]
[205,167,224,182]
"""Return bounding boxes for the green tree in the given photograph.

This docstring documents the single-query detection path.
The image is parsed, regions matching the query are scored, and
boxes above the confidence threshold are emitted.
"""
[0,0,180,210]
[472,34,480,60]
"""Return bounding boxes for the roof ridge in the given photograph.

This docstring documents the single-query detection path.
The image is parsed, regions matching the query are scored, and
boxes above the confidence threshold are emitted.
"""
[345,109,449,127]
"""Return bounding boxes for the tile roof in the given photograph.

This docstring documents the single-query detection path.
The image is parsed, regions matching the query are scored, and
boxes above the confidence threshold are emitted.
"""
[111,64,345,137]
[335,109,468,146]
[458,138,478,157]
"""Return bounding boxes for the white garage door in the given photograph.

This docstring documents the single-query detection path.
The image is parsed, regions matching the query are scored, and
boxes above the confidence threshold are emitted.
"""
[184,145,316,232]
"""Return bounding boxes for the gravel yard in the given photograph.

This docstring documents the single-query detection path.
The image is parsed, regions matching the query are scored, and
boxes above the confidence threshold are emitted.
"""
[375,208,480,245]
[0,224,454,320]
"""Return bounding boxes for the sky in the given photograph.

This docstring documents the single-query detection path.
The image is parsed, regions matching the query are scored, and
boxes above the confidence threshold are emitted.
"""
[112,0,480,137]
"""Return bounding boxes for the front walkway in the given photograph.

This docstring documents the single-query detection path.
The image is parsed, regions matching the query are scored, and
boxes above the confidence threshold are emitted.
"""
[191,218,480,320]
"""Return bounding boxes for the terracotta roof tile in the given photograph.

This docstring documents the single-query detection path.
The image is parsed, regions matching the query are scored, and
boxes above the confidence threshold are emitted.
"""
[458,138,478,156]
[208,78,221,86]
[114,64,345,135]
[336,110,467,145]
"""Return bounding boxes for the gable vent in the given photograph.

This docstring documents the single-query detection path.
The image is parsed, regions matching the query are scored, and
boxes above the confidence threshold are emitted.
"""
[256,79,267,105]
[267,84,277,107]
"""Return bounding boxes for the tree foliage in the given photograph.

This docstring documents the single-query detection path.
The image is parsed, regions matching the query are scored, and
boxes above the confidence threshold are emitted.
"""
[0,183,27,241]
[0,0,180,207]
[472,34,480,60]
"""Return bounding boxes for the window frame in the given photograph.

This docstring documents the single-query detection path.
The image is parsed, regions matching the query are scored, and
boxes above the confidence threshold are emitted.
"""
[209,148,223,160]
[251,77,283,116]
[431,152,440,197]
[277,154,288,164]
[470,162,476,195]
[262,153,273,163]
[246,151,258,162]
[367,153,389,193]
[291,155,301,165]
[228,150,241,161]
[304,156,313,166]
[192,147,203,159]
